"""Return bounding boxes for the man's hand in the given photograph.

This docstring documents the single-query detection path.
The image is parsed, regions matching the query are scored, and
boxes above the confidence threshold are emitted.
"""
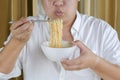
[10,17,34,43]
[61,40,98,70]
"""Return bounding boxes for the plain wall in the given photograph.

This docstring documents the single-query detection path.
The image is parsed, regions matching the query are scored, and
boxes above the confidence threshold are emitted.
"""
[0,0,11,47]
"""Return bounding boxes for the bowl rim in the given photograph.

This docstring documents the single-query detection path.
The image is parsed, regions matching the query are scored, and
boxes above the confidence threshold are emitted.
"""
[41,41,75,49]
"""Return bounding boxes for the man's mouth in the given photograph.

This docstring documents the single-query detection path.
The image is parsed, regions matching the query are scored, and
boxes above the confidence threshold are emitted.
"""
[55,10,64,16]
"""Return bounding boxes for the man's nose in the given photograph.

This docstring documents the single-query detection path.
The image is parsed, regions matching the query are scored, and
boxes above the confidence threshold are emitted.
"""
[53,0,64,7]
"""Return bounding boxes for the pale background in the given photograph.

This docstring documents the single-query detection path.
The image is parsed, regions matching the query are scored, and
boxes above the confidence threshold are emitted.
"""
[0,0,120,80]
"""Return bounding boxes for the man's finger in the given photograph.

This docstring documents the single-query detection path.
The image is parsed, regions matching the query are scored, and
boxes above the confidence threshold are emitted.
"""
[13,21,32,34]
[61,57,81,66]
[62,63,81,70]
[10,18,30,30]
[73,40,90,52]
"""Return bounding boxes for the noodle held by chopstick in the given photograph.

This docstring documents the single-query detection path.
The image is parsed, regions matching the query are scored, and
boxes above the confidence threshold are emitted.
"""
[49,19,63,48]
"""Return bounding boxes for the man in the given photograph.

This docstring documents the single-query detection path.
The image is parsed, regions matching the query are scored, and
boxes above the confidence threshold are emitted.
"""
[0,0,120,80]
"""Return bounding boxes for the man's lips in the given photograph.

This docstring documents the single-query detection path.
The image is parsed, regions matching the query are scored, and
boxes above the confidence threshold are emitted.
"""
[55,11,64,16]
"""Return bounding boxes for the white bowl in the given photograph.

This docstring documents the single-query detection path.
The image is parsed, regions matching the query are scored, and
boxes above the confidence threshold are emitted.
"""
[41,41,76,62]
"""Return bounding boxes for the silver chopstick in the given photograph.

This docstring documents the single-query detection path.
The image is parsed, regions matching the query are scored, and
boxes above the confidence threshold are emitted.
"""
[9,20,51,24]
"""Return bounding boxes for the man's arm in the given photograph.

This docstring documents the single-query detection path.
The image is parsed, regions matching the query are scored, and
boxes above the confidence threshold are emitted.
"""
[61,40,120,80]
[0,38,25,74]
[92,56,120,80]
[0,18,34,74]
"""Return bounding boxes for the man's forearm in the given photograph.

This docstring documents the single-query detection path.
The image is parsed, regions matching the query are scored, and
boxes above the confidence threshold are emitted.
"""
[0,38,25,74]
[92,56,120,80]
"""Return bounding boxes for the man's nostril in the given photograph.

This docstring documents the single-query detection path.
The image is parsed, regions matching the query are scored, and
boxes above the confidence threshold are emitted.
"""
[53,0,64,6]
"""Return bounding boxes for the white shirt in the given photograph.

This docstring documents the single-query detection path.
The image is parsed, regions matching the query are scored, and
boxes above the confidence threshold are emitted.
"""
[0,11,120,80]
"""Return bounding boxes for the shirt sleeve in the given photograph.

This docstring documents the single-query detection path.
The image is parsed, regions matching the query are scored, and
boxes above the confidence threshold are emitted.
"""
[0,34,22,79]
[0,60,21,80]
[102,22,120,66]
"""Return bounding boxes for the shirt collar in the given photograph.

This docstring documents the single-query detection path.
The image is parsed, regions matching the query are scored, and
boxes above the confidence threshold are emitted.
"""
[71,11,81,32]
